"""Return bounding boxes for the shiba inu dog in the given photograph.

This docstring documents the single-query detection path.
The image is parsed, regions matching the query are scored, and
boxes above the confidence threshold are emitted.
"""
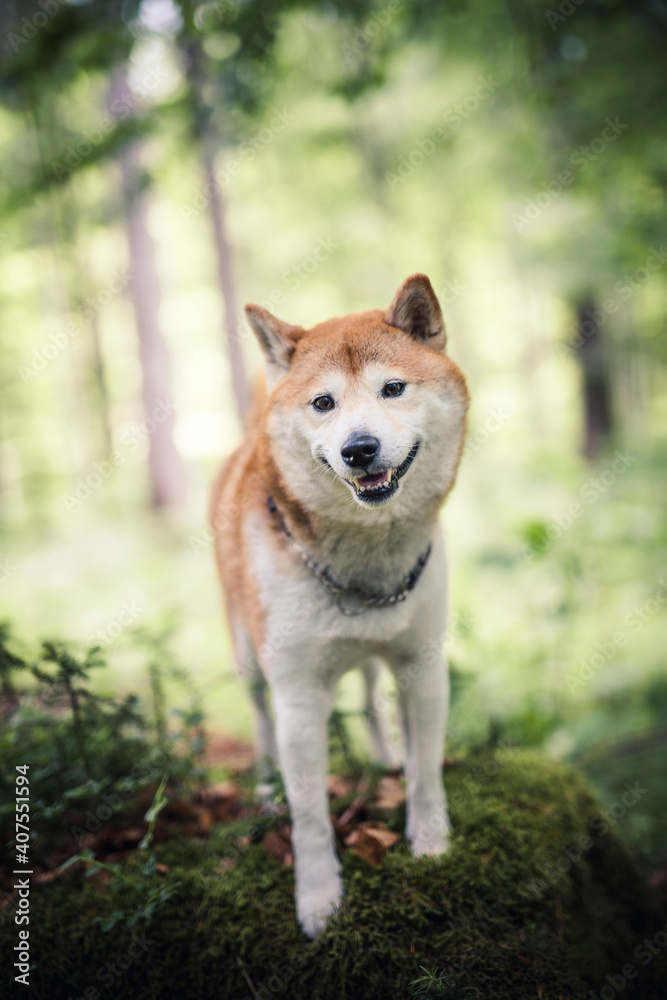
[210,274,469,936]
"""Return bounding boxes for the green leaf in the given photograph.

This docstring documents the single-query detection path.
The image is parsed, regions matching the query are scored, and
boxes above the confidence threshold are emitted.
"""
[95,911,125,932]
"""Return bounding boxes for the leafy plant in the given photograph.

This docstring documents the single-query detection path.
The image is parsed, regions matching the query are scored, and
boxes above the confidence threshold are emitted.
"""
[410,965,472,999]
[0,626,204,857]
[0,622,29,708]
[59,775,180,931]
[33,641,109,778]
[130,620,208,793]
[328,707,365,778]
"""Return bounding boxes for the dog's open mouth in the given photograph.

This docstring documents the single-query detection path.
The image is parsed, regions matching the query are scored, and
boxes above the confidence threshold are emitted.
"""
[348,442,419,504]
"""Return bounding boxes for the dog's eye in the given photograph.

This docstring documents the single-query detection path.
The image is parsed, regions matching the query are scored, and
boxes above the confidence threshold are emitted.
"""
[382,380,406,398]
[312,395,335,412]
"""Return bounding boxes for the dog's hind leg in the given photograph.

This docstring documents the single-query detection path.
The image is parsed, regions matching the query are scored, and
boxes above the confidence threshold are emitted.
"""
[233,623,277,795]
[361,657,402,770]
[248,672,278,773]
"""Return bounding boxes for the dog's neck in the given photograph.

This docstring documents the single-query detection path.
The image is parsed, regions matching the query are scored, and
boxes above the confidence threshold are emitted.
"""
[315,514,437,593]
[269,488,441,593]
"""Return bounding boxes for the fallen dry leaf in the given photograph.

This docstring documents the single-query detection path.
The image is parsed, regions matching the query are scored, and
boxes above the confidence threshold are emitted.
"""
[195,783,244,823]
[345,823,400,865]
[375,775,405,810]
[261,827,293,866]
[327,774,357,799]
[110,827,146,849]
[194,806,214,834]
[204,735,255,770]
[162,799,203,822]
[199,781,242,800]
[33,870,62,885]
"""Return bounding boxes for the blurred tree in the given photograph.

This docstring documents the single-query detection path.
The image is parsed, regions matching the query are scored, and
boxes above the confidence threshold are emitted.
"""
[575,299,613,460]
[0,0,665,522]
[111,71,187,507]
[179,33,250,424]
[506,0,667,457]
[395,0,667,456]
[0,0,190,507]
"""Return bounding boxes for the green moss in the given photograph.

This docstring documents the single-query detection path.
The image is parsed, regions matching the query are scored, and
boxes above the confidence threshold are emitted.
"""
[2,752,664,1000]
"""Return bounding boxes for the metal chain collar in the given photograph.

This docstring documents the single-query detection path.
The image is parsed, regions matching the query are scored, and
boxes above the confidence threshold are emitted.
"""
[267,496,432,617]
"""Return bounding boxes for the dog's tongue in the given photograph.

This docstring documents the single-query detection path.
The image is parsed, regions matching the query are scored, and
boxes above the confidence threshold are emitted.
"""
[355,469,391,488]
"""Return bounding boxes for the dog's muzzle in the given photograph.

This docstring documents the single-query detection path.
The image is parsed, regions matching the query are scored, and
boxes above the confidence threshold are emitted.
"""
[347,442,420,504]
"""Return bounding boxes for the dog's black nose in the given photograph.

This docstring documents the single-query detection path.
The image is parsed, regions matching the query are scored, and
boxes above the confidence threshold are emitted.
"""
[341,434,380,468]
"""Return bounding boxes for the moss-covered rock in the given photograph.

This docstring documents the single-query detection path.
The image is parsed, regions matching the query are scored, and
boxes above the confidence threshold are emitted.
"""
[2,752,664,999]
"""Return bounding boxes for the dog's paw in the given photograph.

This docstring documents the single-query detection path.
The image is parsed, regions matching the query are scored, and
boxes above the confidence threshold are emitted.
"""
[297,875,343,938]
[411,830,450,857]
[407,807,451,857]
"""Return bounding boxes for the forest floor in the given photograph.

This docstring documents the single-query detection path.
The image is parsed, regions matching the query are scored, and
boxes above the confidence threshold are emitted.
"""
[2,744,666,1000]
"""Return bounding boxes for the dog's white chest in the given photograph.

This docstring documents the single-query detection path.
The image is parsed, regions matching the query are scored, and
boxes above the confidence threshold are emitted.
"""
[245,514,448,682]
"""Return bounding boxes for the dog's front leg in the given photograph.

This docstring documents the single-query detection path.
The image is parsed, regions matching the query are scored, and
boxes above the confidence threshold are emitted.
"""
[395,652,451,856]
[273,685,342,937]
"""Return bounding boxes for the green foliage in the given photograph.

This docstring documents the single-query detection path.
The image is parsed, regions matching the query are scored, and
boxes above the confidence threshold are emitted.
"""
[130,619,196,752]
[33,639,116,778]
[0,621,29,705]
[519,519,551,559]
[58,775,181,932]
[138,771,169,851]
[410,965,471,999]
[328,707,366,778]
[0,625,205,854]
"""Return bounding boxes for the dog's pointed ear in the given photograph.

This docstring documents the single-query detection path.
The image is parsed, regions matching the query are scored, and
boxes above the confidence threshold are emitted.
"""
[245,304,304,379]
[385,273,446,350]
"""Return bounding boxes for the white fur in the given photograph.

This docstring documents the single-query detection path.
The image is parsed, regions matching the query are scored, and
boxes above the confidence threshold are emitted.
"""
[234,358,466,936]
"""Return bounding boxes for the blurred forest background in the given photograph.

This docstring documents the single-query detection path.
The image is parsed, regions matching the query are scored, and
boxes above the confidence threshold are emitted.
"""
[0,0,665,876]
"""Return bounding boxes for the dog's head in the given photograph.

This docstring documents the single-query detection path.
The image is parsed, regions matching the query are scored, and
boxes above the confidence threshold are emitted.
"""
[246,274,469,523]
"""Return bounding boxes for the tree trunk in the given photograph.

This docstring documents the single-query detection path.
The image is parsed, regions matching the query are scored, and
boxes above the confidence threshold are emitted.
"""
[119,140,187,507]
[202,142,250,426]
[86,306,114,459]
[106,70,186,508]
[29,99,96,479]
[182,38,250,427]
[575,299,613,460]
